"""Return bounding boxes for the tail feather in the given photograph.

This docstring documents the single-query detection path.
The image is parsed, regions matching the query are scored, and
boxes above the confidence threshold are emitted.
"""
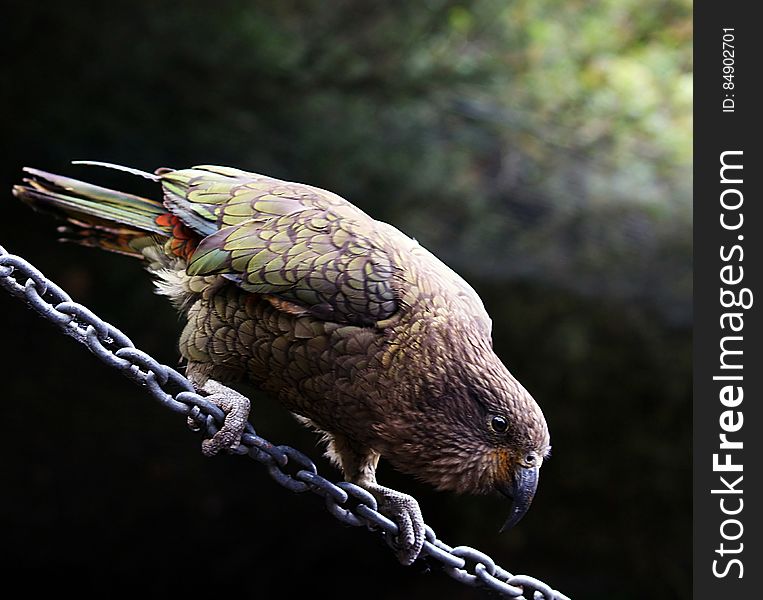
[70,160,162,181]
[13,167,172,257]
[56,222,150,259]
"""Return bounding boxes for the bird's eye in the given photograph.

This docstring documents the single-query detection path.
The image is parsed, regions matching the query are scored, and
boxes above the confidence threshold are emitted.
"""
[490,415,508,433]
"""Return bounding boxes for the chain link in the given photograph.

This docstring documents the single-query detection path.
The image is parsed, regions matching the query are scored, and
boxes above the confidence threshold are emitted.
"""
[0,244,571,600]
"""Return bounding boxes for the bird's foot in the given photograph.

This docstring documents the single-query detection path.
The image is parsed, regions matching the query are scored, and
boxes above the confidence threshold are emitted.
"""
[367,484,426,566]
[188,378,251,456]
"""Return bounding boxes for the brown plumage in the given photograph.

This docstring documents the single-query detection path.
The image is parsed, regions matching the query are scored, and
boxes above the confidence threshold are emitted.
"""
[13,162,551,564]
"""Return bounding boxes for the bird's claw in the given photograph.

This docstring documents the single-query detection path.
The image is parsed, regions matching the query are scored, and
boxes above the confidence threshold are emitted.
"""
[375,487,426,565]
[191,379,251,456]
[186,415,202,432]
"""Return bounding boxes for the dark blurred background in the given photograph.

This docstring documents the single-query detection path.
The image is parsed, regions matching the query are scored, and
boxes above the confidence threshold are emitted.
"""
[0,1,691,598]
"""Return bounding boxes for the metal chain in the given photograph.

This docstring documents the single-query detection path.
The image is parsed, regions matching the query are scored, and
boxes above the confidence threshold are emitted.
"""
[0,244,570,600]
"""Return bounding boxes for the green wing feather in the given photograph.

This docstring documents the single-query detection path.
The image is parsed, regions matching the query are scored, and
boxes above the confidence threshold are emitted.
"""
[159,165,348,235]
[169,166,401,326]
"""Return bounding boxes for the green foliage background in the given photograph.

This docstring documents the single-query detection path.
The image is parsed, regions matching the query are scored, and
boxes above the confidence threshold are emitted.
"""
[1,1,691,598]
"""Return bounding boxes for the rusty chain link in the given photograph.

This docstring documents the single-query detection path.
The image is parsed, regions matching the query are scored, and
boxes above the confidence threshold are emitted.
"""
[0,243,570,600]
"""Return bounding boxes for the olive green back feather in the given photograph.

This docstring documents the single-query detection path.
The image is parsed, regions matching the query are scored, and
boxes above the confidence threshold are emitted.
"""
[161,166,401,327]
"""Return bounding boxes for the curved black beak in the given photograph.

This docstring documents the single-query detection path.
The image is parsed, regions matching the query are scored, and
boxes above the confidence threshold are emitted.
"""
[497,466,539,532]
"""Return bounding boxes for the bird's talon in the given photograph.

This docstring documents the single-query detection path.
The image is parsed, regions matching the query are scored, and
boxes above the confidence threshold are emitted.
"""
[191,378,251,457]
[372,487,425,566]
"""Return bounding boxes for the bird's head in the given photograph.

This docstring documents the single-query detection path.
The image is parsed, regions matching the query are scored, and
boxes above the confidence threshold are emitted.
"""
[381,349,551,533]
[485,408,550,532]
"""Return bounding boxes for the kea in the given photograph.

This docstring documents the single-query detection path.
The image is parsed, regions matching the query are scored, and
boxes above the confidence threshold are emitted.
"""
[13,162,551,564]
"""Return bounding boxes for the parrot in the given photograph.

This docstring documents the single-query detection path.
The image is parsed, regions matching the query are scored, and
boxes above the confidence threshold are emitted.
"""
[13,162,551,565]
